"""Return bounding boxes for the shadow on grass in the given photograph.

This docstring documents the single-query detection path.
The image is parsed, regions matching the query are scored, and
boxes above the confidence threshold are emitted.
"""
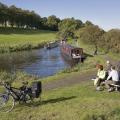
[25,96,77,107]
[13,96,76,112]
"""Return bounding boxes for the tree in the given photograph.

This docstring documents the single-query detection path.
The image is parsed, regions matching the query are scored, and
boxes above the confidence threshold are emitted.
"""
[0,2,9,27]
[9,5,17,27]
[77,25,105,55]
[85,20,93,26]
[40,17,48,30]
[57,18,83,39]
[47,15,60,31]
[102,29,120,53]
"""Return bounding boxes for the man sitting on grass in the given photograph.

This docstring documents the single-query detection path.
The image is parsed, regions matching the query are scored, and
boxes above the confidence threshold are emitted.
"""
[105,66,119,92]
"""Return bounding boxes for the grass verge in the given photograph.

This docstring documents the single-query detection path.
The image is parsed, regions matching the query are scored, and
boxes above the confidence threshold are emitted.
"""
[0,80,120,120]
[0,28,56,53]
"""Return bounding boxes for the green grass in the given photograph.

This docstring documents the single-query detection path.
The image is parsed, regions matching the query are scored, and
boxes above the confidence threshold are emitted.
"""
[108,52,120,61]
[1,81,120,120]
[0,28,56,53]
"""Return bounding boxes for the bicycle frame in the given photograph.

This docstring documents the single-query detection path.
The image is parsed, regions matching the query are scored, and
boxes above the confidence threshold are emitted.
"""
[3,84,20,101]
[2,83,32,102]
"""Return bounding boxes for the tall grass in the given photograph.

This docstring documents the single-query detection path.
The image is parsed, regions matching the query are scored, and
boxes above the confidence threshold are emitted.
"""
[0,71,39,87]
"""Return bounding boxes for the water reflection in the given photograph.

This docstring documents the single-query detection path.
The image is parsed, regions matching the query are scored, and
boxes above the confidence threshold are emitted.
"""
[0,47,71,78]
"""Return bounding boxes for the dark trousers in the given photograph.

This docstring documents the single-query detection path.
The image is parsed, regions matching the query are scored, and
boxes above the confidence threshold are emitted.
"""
[96,78,105,87]
[105,80,119,89]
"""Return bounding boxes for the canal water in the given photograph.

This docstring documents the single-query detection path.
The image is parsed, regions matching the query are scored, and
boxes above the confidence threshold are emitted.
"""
[0,47,72,78]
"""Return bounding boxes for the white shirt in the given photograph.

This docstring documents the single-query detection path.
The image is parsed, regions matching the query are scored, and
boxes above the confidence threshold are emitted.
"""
[107,70,119,81]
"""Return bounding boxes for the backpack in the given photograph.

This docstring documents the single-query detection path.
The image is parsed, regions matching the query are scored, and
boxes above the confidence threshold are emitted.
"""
[31,81,42,98]
[117,62,120,80]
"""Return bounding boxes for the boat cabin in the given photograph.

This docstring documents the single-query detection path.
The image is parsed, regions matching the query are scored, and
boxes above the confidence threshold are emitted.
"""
[71,48,83,59]
[60,43,84,61]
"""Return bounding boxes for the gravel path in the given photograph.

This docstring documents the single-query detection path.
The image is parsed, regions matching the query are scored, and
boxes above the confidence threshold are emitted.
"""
[43,70,96,91]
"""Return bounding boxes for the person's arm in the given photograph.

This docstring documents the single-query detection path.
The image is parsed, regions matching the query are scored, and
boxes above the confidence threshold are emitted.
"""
[97,70,100,77]
[107,71,112,80]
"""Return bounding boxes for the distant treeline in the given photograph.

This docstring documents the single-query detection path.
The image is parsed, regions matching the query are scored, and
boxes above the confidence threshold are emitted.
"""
[0,2,120,53]
[0,2,61,31]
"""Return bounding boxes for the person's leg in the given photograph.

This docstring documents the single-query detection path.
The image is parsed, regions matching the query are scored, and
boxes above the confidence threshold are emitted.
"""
[105,80,113,89]
[96,78,101,87]
[113,81,118,85]
[96,78,104,91]
[96,78,105,86]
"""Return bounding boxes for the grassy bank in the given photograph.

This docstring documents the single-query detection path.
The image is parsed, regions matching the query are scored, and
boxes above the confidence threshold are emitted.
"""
[1,80,120,120]
[0,28,56,53]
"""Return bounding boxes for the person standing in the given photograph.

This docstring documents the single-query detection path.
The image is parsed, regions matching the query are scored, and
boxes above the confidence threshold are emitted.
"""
[105,60,112,76]
[117,61,120,80]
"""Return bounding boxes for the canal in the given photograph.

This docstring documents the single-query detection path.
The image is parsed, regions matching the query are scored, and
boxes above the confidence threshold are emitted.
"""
[0,47,72,78]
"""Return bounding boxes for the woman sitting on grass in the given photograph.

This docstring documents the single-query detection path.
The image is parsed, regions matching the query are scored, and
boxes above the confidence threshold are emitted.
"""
[94,65,106,91]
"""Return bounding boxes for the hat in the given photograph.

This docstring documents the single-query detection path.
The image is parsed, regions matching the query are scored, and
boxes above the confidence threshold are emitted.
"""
[106,60,110,64]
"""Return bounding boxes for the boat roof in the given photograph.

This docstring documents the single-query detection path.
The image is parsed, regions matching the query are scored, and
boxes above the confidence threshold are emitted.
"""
[63,44,82,50]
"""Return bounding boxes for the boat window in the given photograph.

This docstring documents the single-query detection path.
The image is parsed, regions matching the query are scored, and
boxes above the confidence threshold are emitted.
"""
[76,50,80,54]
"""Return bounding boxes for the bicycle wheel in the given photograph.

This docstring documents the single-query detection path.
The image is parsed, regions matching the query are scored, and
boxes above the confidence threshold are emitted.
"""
[0,94,6,109]
[0,94,15,113]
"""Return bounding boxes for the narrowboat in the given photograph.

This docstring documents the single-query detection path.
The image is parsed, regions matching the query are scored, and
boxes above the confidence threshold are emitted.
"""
[60,43,85,62]
[45,41,58,49]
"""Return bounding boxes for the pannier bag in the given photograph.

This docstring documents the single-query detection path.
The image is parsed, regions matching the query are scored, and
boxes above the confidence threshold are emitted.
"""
[31,81,42,98]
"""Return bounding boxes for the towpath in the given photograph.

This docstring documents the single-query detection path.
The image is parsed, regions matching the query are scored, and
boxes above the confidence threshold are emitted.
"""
[43,70,96,91]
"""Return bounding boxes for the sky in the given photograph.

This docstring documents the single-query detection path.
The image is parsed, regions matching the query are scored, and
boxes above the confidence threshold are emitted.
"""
[0,0,120,31]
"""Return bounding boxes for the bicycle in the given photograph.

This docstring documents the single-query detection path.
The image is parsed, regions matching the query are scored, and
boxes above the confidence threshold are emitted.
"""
[0,81,42,112]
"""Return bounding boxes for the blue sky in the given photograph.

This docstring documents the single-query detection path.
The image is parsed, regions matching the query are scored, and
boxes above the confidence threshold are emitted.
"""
[0,0,120,30]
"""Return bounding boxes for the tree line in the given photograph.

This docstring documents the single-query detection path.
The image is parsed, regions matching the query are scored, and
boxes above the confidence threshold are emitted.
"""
[76,25,120,54]
[0,2,60,30]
